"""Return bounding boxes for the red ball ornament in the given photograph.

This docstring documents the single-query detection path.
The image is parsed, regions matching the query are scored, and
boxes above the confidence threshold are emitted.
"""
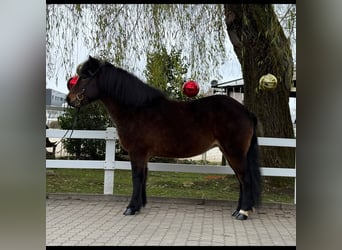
[67,75,79,90]
[182,80,199,97]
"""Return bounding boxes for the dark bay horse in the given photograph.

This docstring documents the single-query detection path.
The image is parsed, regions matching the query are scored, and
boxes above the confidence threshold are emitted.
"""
[66,56,261,220]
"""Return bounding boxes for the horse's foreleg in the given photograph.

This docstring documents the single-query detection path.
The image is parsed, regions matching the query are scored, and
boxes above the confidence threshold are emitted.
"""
[123,157,147,216]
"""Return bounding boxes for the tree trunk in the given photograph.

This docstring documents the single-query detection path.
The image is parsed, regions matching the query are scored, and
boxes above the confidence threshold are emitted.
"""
[224,4,295,168]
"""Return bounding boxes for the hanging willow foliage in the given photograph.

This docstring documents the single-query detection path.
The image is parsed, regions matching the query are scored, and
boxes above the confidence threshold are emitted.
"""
[46,4,295,92]
[46,4,228,90]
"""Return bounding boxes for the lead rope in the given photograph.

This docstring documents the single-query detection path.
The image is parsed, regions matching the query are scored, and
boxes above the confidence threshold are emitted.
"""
[49,108,80,154]
[68,107,80,139]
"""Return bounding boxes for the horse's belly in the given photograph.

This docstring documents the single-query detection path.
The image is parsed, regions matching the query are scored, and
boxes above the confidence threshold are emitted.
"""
[153,137,219,158]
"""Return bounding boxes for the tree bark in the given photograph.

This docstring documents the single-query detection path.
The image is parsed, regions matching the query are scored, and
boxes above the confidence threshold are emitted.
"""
[224,4,295,168]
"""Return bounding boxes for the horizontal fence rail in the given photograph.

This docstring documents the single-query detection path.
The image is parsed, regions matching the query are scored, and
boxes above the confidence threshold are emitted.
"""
[46,128,296,203]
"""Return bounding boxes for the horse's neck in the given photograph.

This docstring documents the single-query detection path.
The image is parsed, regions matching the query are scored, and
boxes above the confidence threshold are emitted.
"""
[100,97,131,126]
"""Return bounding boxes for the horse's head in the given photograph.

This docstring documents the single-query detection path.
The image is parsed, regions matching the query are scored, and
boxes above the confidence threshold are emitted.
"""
[66,56,103,108]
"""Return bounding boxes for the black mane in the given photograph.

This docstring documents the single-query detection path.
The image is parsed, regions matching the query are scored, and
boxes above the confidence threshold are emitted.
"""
[97,62,167,107]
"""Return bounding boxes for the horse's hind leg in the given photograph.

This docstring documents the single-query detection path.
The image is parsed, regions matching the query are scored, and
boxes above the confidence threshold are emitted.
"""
[222,152,254,220]
[231,183,242,217]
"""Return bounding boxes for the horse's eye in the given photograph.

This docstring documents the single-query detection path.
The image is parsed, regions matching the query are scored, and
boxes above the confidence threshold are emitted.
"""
[87,70,95,77]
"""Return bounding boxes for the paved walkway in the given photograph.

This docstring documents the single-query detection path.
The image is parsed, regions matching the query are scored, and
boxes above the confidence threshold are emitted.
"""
[46,194,296,246]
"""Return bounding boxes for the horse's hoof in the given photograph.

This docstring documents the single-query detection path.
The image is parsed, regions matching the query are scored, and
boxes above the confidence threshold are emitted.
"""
[235,213,248,220]
[123,208,136,215]
[232,209,239,217]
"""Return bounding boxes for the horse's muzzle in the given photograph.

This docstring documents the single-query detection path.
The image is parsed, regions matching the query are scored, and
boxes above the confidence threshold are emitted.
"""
[66,96,77,108]
[66,89,85,108]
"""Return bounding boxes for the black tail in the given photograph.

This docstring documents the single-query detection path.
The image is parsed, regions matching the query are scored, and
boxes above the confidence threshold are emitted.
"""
[245,113,262,207]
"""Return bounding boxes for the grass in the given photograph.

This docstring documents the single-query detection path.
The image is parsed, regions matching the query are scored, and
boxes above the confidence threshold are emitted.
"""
[46,168,295,204]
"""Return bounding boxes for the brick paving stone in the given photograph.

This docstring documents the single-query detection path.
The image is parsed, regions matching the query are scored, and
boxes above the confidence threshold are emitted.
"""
[46,194,296,246]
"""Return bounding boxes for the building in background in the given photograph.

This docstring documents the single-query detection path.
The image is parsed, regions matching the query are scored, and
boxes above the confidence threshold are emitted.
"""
[46,88,67,126]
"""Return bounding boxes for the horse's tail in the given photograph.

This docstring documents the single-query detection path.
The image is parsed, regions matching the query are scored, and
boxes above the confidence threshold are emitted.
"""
[245,112,262,208]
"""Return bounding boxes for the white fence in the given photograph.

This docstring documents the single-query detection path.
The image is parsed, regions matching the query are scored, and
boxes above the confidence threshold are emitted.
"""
[46,127,296,203]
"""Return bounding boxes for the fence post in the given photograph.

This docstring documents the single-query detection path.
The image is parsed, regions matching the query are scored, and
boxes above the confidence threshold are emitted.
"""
[103,127,116,195]
[294,153,296,204]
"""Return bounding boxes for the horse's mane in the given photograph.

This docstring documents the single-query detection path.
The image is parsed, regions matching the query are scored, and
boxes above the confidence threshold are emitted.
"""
[98,62,167,107]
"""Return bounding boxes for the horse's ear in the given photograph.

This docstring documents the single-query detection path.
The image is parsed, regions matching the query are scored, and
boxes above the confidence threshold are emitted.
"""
[88,55,101,69]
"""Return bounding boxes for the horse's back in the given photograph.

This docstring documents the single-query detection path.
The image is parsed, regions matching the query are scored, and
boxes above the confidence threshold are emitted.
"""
[189,95,251,123]
[147,94,252,137]
[194,94,246,110]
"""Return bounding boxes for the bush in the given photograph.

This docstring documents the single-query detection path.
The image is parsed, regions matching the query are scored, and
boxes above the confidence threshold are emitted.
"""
[58,101,114,159]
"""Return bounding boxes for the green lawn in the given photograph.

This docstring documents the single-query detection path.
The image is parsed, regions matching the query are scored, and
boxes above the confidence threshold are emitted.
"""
[46,168,295,204]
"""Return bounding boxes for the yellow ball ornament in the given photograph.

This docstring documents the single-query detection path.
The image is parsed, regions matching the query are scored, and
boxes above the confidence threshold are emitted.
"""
[258,73,278,91]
